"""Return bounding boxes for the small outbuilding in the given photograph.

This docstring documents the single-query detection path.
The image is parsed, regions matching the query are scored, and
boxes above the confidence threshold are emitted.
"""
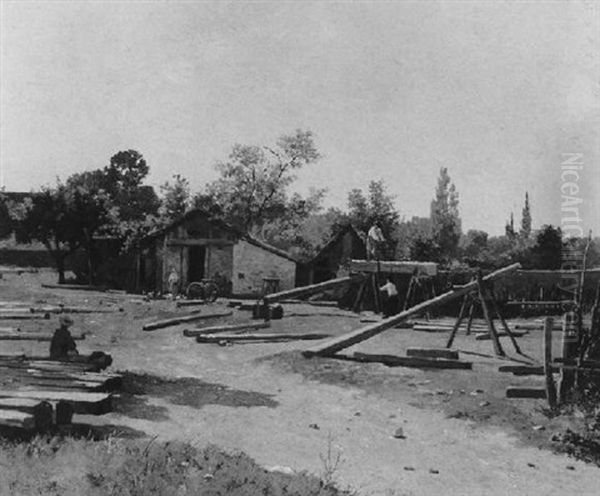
[137,210,297,297]
[305,225,367,284]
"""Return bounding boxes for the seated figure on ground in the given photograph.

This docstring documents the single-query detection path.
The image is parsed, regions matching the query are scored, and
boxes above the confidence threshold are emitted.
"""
[50,315,79,360]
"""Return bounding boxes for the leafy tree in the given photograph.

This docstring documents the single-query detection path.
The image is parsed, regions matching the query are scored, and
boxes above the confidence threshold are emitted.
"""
[159,174,191,221]
[529,225,562,269]
[346,180,400,259]
[205,130,320,232]
[8,187,80,283]
[505,212,516,239]
[520,192,532,239]
[461,229,489,259]
[409,236,440,262]
[430,167,461,261]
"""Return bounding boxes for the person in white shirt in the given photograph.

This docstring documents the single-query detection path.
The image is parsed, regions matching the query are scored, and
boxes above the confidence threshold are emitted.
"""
[380,277,399,317]
[367,222,385,260]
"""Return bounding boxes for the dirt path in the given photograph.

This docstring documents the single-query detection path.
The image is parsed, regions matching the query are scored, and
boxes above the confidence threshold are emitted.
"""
[1,274,597,495]
[101,335,597,496]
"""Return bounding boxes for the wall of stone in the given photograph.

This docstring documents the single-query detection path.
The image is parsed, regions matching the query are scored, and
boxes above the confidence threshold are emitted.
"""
[232,240,296,296]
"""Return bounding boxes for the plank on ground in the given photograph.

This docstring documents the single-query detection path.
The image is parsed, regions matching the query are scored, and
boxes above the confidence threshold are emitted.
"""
[0,398,53,430]
[474,330,528,340]
[196,332,330,343]
[351,352,472,370]
[183,321,269,337]
[0,332,85,341]
[303,263,521,357]
[142,310,233,331]
[506,387,547,399]
[0,390,112,415]
[406,348,459,360]
[0,313,50,320]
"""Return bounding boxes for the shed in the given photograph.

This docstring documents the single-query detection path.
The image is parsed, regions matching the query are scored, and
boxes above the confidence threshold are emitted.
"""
[138,211,297,297]
[307,225,367,284]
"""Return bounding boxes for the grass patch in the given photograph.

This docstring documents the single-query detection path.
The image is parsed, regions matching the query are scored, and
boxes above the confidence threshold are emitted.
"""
[0,436,355,496]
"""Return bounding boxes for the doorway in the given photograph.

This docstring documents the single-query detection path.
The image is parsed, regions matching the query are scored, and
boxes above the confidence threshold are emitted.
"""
[188,246,206,283]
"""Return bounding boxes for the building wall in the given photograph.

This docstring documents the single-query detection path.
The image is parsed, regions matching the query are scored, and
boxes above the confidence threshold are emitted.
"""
[232,239,296,296]
[207,245,233,282]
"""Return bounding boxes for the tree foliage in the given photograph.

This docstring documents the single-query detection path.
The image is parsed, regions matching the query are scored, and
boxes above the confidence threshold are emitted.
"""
[430,167,461,261]
[520,192,532,239]
[205,130,321,232]
[159,174,191,222]
[346,180,400,259]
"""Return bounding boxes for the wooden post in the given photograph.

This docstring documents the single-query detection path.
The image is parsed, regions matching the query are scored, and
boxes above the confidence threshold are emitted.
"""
[476,271,505,357]
[465,299,475,335]
[559,311,578,403]
[446,294,469,349]
[403,272,416,311]
[371,274,381,314]
[544,317,557,408]
[487,284,522,355]
[352,279,367,313]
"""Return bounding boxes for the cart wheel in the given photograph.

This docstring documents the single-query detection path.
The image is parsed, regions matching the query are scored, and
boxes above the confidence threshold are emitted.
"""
[186,282,205,300]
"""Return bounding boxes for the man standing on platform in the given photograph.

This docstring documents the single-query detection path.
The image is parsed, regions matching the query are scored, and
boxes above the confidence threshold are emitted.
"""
[367,221,385,260]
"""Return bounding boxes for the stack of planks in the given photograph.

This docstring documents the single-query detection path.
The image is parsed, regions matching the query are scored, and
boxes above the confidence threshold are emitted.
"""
[0,355,119,431]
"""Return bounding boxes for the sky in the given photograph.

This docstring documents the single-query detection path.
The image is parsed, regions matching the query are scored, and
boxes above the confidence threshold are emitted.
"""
[1,0,599,236]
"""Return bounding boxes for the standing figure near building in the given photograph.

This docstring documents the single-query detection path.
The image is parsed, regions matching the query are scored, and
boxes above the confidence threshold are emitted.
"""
[50,315,79,360]
[167,267,180,297]
[380,277,399,317]
[367,222,385,260]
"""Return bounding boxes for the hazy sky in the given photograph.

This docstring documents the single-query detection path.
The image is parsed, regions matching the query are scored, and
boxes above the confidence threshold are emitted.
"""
[1,0,598,235]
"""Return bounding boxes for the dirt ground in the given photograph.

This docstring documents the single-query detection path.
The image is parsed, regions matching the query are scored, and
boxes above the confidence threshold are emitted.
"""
[1,269,599,496]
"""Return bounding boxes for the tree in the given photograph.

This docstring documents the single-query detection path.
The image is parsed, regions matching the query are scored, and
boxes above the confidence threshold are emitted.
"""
[346,180,400,259]
[430,167,461,261]
[505,212,516,239]
[520,192,532,239]
[101,150,159,222]
[159,174,191,221]
[462,229,489,259]
[529,225,562,269]
[8,187,79,283]
[205,129,321,232]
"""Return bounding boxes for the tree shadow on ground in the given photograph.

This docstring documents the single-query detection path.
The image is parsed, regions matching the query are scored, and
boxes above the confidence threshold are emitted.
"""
[0,423,146,442]
[113,371,278,421]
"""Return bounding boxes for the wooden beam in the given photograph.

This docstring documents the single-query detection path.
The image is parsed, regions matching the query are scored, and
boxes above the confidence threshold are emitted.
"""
[142,310,233,331]
[196,332,330,343]
[41,283,107,292]
[498,365,545,375]
[0,313,50,320]
[406,348,459,360]
[176,299,206,307]
[302,263,521,357]
[351,352,472,369]
[264,276,361,304]
[0,409,37,430]
[476,272,505,357]
[348,260,437,276]
[506,387,547,399]
[544,317,557,408]
[183,321,270,337]
[473,330,527,340]
[0,332,85,341]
